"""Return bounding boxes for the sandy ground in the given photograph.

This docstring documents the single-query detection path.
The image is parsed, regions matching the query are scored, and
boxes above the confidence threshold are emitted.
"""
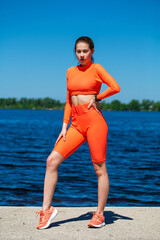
[0,207,159,240]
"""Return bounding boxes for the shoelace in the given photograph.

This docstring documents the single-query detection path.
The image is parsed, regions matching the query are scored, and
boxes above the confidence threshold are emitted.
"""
[92,212,103,222]
[36,210,44,216]
[36,210,45,222]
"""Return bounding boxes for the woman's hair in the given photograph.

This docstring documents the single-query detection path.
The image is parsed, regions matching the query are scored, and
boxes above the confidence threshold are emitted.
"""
[74,36,94,62]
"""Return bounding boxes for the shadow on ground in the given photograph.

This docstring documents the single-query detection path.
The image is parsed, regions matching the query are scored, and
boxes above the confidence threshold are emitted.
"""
[49,210,133,229]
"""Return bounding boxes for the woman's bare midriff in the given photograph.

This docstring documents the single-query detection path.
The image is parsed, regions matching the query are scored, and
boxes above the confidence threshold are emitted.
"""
[71,94,95,106]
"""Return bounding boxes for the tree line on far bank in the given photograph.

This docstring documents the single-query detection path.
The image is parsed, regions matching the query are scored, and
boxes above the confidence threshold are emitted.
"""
[0,98,160,111]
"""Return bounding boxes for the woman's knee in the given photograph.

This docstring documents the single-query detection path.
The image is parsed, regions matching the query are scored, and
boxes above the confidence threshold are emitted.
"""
[46,151,64,170]
[93,162,107,177]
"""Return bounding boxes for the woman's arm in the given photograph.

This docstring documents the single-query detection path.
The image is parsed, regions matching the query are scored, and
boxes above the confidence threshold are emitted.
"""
[63,90,72,125]
[63,68,72,124]
[54,70,72,146]
[95,64,120,101]
[55,91,71,146]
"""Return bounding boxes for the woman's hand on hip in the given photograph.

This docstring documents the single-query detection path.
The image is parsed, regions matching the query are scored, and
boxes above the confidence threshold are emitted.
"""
[87,97,102,115]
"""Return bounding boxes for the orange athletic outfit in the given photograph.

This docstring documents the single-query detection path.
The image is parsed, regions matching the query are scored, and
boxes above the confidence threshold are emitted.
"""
[53,62,120,163]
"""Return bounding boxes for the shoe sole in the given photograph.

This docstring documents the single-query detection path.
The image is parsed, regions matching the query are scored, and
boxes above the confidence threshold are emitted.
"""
[38,208,58,230]
[88,222,105,228]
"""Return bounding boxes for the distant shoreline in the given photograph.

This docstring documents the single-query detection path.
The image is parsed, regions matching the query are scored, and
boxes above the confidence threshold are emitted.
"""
[0,97,160,111]
[0,108,159,112]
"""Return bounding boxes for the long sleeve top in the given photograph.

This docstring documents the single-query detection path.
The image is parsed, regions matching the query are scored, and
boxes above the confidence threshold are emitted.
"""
[63,62,120,124]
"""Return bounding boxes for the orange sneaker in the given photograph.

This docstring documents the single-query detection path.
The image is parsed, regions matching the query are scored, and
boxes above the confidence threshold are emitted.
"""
[88,212,105,228]
[36,206,58,229]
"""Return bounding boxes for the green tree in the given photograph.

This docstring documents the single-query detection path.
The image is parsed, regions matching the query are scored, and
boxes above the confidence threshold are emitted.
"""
[0,98,6,108]
[152,101,160,111]
[110,100,121,110]
[141,99,153,111]
[120,103,128,111]
[128,99,140,111]
[100,101,111,110]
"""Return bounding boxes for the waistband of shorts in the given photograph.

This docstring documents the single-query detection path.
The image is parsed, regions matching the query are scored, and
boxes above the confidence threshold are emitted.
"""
[71,102,90,115]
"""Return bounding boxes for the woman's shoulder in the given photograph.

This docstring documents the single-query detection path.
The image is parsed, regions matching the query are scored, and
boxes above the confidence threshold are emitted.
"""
[67,65,76,70]
[93,63,107,74]
[67,66,77,73]
[94,63,105,70]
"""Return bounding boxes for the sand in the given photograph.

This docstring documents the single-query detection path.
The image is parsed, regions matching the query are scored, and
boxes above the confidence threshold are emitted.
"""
[0,207,159,240]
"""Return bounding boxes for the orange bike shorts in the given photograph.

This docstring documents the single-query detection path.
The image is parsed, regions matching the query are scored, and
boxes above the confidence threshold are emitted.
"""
[53,102,108,163]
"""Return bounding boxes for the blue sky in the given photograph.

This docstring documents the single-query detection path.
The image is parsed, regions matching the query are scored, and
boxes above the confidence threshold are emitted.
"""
[0,0,159,103]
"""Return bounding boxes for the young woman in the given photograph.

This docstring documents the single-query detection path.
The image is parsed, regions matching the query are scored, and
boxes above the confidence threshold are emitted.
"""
[36,36,120,229]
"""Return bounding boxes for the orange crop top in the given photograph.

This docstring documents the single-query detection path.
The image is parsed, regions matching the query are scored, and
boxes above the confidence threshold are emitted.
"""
[63,62,120,124]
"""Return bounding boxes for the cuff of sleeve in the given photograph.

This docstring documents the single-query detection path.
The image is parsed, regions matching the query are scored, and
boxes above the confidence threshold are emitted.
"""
[95,94,102,101]
[63,119,69,124]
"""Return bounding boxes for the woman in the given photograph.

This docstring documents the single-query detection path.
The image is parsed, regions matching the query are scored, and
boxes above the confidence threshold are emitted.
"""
[36,36,120,229]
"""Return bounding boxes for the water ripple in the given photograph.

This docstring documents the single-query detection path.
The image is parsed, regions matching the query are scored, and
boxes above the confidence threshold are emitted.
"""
[0,109,160,206]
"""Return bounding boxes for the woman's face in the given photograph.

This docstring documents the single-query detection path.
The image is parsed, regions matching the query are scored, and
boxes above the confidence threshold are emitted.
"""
[75,42,94,66]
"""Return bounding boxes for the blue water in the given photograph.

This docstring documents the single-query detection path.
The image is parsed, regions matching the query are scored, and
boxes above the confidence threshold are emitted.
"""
[0,109,160,207]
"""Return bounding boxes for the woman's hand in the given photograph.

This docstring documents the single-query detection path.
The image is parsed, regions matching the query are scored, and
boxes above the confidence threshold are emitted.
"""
[87,97,102,115]
[54,123,67,146]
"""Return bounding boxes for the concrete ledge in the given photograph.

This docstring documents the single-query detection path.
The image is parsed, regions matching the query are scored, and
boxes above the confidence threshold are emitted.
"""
[0,207,159,240]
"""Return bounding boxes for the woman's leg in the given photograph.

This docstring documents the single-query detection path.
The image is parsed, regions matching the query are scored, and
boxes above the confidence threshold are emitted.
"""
[93,162,109,215]
[85,108,108,215]
[42,151,65,211]
[42,125,86,211]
